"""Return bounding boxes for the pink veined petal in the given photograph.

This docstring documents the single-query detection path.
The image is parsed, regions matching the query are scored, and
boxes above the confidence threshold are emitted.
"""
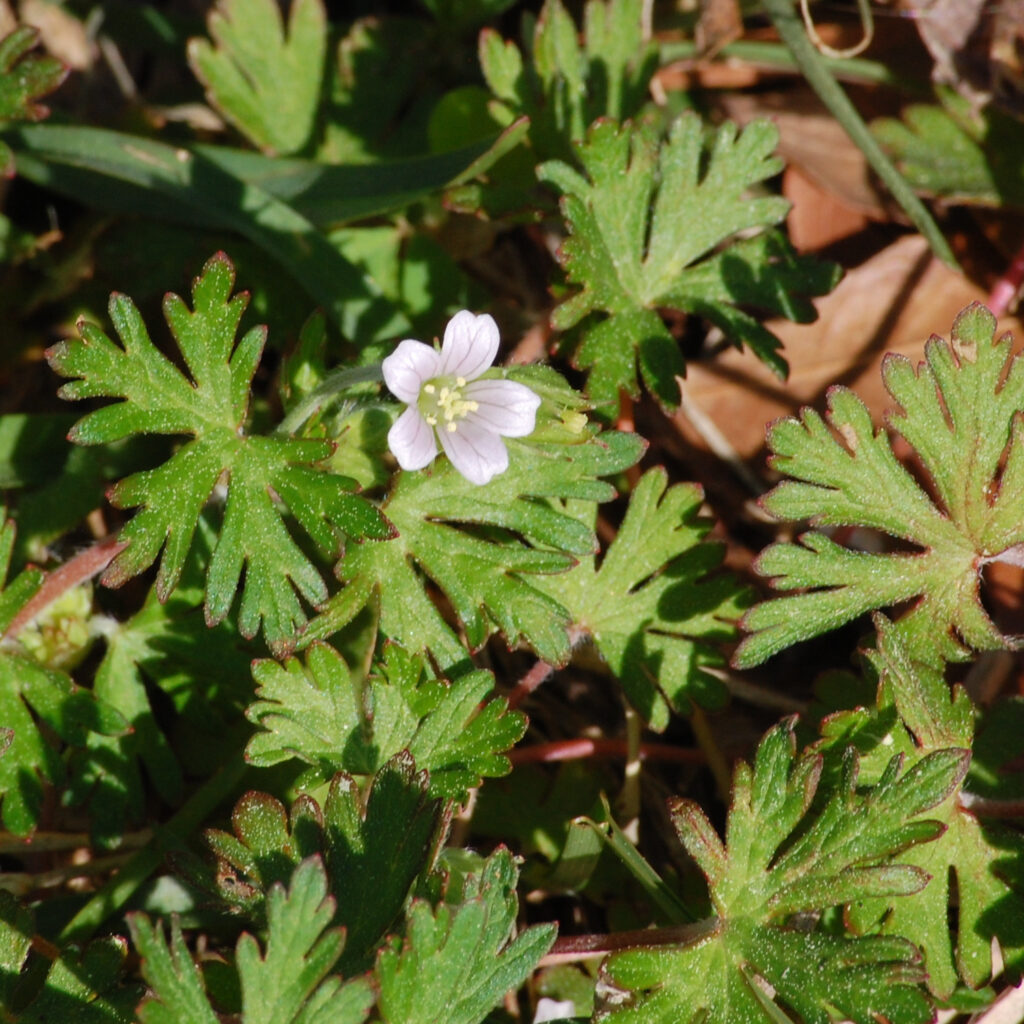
[437,310,500,381]
[440,423,509,485]
[382,339,441,403]
[388,406,438,470]
[463,379,541,438]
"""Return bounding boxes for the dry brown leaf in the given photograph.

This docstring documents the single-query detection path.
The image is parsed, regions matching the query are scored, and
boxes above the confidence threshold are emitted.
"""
[675,234,1024,460]
[20,0,95,71]
[784,164,872,250]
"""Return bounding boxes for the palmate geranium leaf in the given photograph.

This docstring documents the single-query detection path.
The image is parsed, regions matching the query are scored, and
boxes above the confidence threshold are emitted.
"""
[0,514,127,835]
[827,620,1024,998]
[246,641,525,800]
[202,754,440,973]
[307,373,644,669]
[539,115,840,411]
[535,469,748,730]
[187,0,327,157]
[601,720,967,1024]
[375,849,556,1024]
[130,858,373,1024]
[0,25,66,176]
[47,253,392,653]
[737,302,1024,669]
[0,891,137,1022]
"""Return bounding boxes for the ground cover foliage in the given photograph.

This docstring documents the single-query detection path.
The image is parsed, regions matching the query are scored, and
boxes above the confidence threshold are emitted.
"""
[1,1,1024,1021]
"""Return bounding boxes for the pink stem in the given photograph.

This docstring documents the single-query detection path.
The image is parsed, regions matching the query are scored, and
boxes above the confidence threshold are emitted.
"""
[510,738,705,765]
[3,535,127,641]
[988,238,1024,318]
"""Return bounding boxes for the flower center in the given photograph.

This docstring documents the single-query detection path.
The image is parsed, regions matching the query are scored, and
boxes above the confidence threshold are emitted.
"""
[418,376,479,433]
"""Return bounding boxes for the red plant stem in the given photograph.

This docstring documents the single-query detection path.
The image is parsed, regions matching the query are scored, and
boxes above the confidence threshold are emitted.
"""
[507,659,556,709]
[540,920,718,965]
[988,238,1024,317]
[3,535,127,641]
[958,792,1024,819]
[510,738,705,765]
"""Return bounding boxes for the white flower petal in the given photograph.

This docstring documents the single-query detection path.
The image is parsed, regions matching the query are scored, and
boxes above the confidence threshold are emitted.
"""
[388,406,438,470]
[440,423,509,485]
[463,379,541,438]
[438,310,500,381]
[382,339,440,403]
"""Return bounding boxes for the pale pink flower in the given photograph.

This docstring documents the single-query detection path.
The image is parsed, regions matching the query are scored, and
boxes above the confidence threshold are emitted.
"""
[382,311,541,485]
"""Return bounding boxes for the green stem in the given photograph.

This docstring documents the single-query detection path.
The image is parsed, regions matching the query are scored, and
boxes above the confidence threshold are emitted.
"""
[58,754,246,944]
[275,363,384,437]
[760,0,958,270]
[659,39,918,91]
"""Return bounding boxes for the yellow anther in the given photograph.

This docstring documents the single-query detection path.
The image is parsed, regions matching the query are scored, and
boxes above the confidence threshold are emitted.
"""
[423,383,436,394]
[446,422,457,432]
[426,415,437,426]
[456,376,466,387]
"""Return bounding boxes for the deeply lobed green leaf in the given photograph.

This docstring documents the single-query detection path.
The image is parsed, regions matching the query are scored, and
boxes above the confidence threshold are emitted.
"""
[307,399,644,669]
[535,468,748,729]
[246,641,525,799]
[188,0,327,157]
[539,116,840,410]
[375,849,555,1024]
[131,858,373,1024]
[601,720,966,1023]
[47,252,392,652]
[738,302,1024,667]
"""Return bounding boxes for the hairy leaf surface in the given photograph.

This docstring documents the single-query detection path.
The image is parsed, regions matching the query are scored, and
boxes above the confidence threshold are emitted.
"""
[246,641,525,799]
[47,253,392,652]
[535,468,748,729]
[602,721,966,1023]
[376,849,555,1024]
[739,303,1024,667]
[539,116,840,410]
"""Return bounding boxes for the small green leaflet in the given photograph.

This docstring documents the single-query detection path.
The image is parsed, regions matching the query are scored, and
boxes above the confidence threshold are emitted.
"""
[873,92,1024,209]
[307,396,644,669]
[376,849,556,1024]
[539,115,840,410]
[0,891,137,1022]
[247,641,524,799]
[0,515,127,835]
[130,858,373,1024]
[47,252,392,653]
[0,25,66,175]
[601,720,967,1024]
[738,302,1024,668]
[188,0,327,156]
[535,469,748,730]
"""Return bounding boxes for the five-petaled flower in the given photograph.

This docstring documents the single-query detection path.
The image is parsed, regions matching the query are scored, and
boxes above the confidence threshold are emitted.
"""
[382,310,541,485]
